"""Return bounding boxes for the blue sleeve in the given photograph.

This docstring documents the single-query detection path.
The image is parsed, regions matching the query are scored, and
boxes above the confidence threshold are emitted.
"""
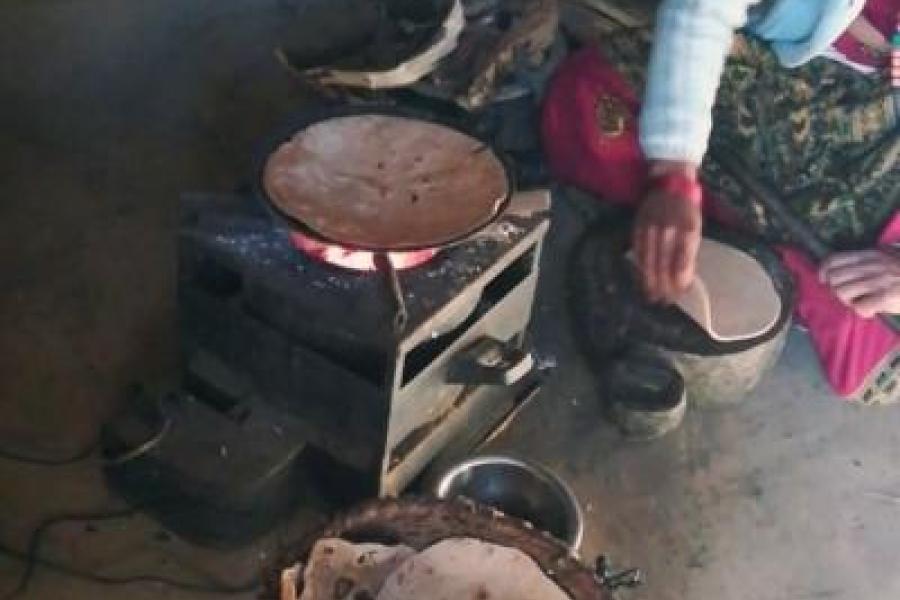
[639,0,756,164]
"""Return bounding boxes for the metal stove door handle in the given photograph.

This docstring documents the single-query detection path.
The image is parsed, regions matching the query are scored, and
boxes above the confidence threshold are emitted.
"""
[493,347,534,386]
[448,337,534,386]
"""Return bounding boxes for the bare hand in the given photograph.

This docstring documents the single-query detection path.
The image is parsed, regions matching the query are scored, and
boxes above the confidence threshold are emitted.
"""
[632,188,702,303]
[846,14,890,53]
[819,249,900,318]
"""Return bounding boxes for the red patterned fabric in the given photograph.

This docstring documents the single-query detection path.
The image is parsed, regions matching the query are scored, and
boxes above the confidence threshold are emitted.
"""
[540,47,738,224]
[541,47,647,205]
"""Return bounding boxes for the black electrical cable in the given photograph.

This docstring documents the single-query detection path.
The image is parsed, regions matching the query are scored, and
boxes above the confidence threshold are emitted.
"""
[2,413,220,600]
[0,543,260,596]
[0,508,259,598]
[2,507,138,599]
[0,387,168,468]
[0,409,172,468]
[0,395,257,596]
[0,440,99,466]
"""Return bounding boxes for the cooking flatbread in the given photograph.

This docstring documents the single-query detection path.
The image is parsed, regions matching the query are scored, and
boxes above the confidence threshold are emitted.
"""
[376,538,570,600]
[263,114,508,250]
[675,238,781,342]
[291,538,415,600]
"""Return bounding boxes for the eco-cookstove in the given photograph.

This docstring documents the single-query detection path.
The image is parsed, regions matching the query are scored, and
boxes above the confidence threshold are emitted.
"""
[104,188,550,545]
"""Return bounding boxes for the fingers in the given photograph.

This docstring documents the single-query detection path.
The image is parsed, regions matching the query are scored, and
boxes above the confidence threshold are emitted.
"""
[633,219,661,302]
[851,291,890,319]
[672,227,700,293]
[643,225,661,302]
[633,223,698,303]
[632,220,657,301]
[632,191,701,303]
[822,261,889,287]
[821,250,900,318]
[638,226,696,303]
[656,227,678,301]
[819,250,884,280]
[831,272,894,307]
[633,221,647,286]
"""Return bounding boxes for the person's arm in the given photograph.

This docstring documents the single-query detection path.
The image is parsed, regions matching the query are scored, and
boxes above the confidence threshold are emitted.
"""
[633,0,757,302]
[640,0,756,164]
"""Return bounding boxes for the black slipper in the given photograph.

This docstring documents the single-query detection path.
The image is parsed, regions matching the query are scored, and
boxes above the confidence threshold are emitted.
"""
[605,348,687,441]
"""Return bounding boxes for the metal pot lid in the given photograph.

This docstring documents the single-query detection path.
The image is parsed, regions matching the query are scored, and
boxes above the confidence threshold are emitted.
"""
[261,113,510,251]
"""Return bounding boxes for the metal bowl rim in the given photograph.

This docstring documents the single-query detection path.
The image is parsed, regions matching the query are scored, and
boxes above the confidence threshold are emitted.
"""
[434,454,584,550]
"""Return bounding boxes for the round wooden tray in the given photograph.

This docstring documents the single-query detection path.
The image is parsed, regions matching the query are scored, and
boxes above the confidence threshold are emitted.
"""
[265,497,614,600]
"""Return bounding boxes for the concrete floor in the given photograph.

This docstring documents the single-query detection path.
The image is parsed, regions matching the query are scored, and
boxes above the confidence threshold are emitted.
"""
[3,1,900,599]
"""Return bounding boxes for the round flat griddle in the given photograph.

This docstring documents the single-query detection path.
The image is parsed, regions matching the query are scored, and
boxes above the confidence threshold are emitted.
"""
[259,107,511,251]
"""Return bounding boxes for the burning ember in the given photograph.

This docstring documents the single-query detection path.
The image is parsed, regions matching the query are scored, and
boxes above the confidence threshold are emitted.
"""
[289,230,439,271]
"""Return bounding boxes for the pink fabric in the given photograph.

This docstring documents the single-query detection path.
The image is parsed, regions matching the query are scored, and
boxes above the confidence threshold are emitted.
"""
[779,216,900,398]
[541,45,900,399]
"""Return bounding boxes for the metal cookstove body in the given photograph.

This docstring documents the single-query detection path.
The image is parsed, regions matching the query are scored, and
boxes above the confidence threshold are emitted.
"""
[178,191,549,498]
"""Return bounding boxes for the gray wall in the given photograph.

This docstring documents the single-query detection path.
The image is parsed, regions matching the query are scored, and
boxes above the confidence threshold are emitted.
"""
[0,0,317,449]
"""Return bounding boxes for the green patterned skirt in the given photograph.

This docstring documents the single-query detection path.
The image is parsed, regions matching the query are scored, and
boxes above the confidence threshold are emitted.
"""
[601,32,899,249]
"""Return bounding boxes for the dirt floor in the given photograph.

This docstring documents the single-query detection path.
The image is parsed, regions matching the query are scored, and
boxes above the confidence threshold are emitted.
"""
[3,1,900,599]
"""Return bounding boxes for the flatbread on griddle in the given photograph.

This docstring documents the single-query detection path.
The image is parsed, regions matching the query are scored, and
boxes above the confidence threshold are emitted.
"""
[376,538,570,600]
[293,538,415,600]
[263,115,508,250]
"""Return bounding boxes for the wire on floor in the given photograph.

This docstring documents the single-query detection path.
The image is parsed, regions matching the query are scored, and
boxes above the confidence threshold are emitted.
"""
[0,392,255,596]
[0,542,259,596]
[0,441,99,466]
[0,507,259,598]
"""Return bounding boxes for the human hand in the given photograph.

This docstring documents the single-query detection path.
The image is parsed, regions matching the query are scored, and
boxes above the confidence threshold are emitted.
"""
[632,170,702,303]
[819,249,900,318]
[846,14,890,54]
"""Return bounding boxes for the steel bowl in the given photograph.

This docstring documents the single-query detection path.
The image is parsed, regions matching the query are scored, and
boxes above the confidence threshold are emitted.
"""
[435,455,584,550]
